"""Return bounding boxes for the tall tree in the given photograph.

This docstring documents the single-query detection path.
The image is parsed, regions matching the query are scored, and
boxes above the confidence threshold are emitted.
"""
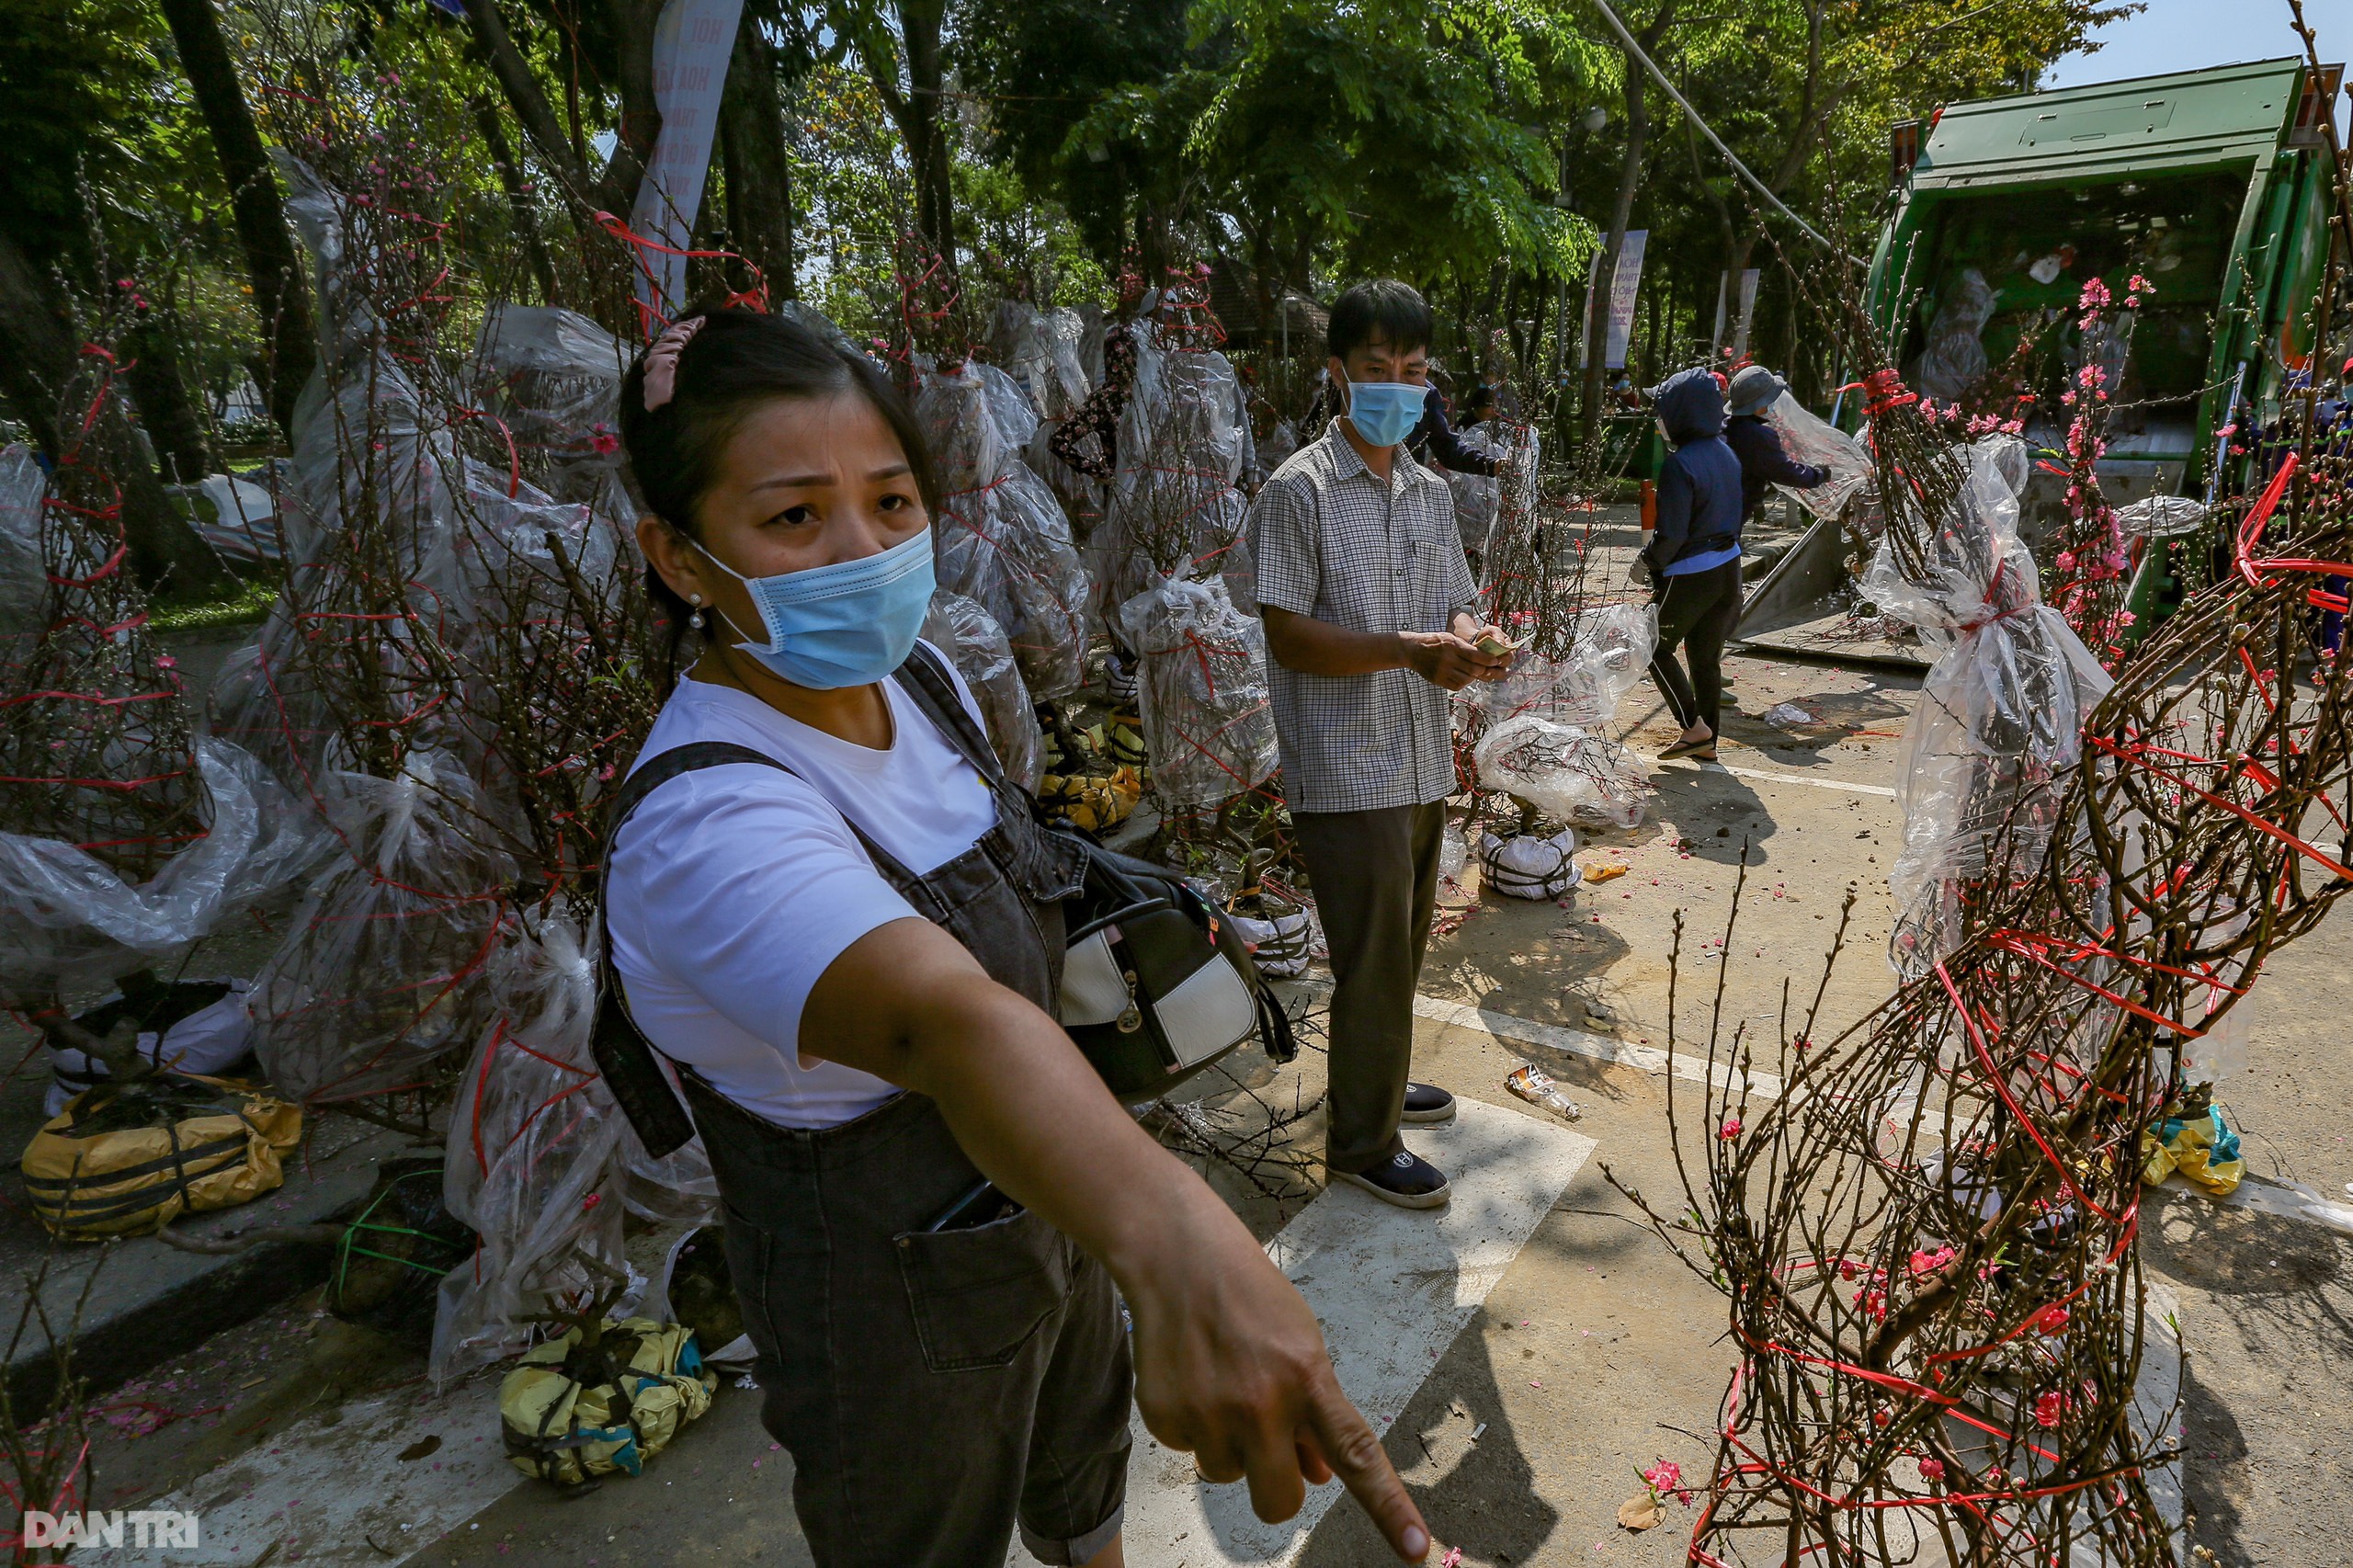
[835,0,959,265]
[1581,3,1676,440]
[156,0,316,442]
[720,17,799,296]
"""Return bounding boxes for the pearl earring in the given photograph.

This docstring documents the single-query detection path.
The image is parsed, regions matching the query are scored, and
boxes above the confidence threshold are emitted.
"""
[688,591,705,631]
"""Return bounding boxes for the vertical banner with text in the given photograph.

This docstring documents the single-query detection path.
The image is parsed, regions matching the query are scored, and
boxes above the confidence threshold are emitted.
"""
[629,0,745,333]
[1604,230,1647,371]
[1729,267,1762,361]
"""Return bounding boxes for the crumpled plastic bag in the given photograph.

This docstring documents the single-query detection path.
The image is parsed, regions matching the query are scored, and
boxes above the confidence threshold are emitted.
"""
[1227,903,1313,978]
[1868,437,2113,974]
[1915,267,1996,404]
[1446,425,1506,557]
[915,364,1092,700]
[42,977,254,1119]
[1116,574,1279,813]
[920,592,1042,792]
[0,738,329,997]
[0,446,48,663]
[249,749,516,1105]
[1760,392,1873,522]
[1472,716,1652,830]
[1477,829,1581,900]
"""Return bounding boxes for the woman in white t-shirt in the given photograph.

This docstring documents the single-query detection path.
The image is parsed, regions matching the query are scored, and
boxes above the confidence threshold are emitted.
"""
[599,307,1428,1568]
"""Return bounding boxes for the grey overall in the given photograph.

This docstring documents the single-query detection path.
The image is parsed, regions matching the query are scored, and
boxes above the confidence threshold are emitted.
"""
[598,647,1132,1566]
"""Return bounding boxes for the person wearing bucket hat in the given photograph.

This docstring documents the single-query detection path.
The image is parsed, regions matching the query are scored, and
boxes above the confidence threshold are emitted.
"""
[1724,365,1831,528]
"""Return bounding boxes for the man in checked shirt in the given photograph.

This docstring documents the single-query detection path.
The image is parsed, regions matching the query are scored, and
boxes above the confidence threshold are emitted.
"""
[1249,279,1512,1209]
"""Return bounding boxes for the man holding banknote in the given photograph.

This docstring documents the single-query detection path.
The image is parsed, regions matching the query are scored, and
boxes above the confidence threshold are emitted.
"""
[1249,278,1512,1210]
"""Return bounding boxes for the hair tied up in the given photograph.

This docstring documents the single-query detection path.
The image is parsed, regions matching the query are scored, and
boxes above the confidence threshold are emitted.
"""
[642,316,709,411]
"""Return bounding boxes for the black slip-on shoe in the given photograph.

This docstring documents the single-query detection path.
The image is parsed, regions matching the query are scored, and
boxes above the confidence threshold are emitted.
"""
[1400,1081,1458,1124]
[1332,1148,1451,1210]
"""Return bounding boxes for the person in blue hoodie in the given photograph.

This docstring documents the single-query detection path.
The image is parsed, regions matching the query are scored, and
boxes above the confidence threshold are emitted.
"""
[1638,368,1746,761]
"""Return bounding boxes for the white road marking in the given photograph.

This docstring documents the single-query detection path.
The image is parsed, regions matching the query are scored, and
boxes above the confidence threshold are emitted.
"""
[1409,992,1786,1103]
[136,1374,517,1565]
[1714,761,1898,798]
[1012,1097,1596,1567]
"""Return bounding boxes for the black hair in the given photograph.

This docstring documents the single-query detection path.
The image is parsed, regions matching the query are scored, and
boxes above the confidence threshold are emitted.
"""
[1327,279,1433,363]
[1466,382,1499,414]
[617,304,938,642]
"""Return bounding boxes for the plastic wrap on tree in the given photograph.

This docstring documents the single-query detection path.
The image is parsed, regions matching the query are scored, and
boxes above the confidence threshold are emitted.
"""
[989,303,1092,419]
[1115,574,1279,814]
[1445,425,1505,558]
[472,306,629,506]
[973,362,1041,453]
[1915,267,1997,404]
[1472,716,1652,830]
[432,906,626,1383]
[1760,392,1873,522]
[1865,438,2114,976]
[915,364,1090,700]
[2118,494,2207,540]
[0,447,46,673]
[919,592,1042,792]
[0,739,330,998]
[776,300,858,358]
[1464,603,1657,730]
[1097,331,1255,618]
[250,749,517,1105]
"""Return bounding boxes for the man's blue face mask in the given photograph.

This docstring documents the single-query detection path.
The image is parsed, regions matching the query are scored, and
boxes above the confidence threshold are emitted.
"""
[694,528,936,689]
[1342,371,1427,449]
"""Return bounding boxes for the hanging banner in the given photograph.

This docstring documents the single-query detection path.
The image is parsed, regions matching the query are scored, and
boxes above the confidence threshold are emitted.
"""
[1729,267,1762,360]
[629,0,745,333]
[1604,230,1647,370]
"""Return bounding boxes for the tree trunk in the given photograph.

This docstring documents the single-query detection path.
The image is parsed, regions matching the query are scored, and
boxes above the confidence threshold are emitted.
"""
[124,305,213,484]
[597,0,665,221]
[157,0,316,446]
[719,21,797,299]
[877,0,955,265]
[1580,33,1653,441]
[460,0,587,193]
[474,99,562,304]
[0,231,232,596]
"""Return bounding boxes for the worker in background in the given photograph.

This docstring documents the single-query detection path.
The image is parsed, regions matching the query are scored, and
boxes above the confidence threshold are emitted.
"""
[1637,367,1745,763]
[1723,366,1830,526]
[1404,380,1503,476]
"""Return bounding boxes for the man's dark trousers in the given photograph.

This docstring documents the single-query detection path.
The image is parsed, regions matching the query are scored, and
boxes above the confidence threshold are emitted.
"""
[1290,801,1449,1175]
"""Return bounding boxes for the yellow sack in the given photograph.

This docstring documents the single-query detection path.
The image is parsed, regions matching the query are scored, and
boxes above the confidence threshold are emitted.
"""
[500,1318,715,1485]
[20,1075,301,1238]
[2138,1103,2245,1198]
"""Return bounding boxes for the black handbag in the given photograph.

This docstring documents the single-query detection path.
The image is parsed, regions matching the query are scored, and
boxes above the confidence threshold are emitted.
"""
[1054,840,1297,1102]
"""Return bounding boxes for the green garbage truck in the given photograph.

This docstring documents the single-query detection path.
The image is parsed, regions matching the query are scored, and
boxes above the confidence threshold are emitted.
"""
[1736,56,2344,662]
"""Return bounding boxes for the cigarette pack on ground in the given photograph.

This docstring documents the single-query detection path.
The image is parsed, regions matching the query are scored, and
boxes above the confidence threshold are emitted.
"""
[1506,1062,1582,1123]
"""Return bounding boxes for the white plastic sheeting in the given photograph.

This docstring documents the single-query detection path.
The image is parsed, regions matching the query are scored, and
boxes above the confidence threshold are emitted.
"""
[1760,392,1873,522]
[247,750,516,1104]
[1464,603,1657,732]
[1477,828,1581,900]
[1095,328,1256,620]
[0,739,327,996]
[1915,267,1997,404]
[1115,574,1279,813]
[920,591,1042,792]
[1472,716,1650,831]
[915,363,1092,701]
[1869,437,2114,975]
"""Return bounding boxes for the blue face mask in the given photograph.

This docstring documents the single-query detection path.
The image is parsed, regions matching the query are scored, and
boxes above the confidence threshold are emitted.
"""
[1343,374,1427,449]
[695,528,937,690]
